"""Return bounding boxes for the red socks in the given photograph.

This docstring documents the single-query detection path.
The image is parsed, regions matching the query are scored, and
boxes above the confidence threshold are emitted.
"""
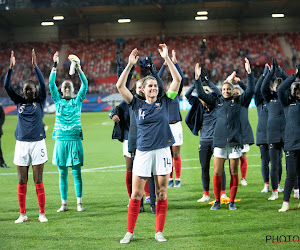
[125,171,132,198]
[35,182,45,214]
[18,184,27,214]
[144,181,150,197]
[156,199,168,233]
[127,199,141,233]
[213,175,222,201]
[230,174,239,202]
[169,167,173,179]
[204,190,209,196]
[174,156,181,179]
[240,157,248,179]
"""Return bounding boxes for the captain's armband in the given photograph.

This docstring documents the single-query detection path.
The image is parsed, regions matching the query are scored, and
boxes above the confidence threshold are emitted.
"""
[166,89,178,100]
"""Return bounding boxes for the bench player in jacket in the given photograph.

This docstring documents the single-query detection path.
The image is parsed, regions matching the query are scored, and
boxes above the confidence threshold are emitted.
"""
[117,44,182,244]
[261,57,288,200]
[195,58,254,210]
[277,65,300,212]
[49,52,88,213]
[4,50,48,223]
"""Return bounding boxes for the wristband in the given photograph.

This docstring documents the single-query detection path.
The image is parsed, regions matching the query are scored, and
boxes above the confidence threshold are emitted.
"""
[53,61,58,68]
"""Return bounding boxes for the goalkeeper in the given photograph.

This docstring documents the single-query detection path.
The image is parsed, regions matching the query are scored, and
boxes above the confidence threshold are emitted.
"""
[49,51,88,212]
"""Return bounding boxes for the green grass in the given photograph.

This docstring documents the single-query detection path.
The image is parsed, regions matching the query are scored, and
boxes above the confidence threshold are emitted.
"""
[1,109,300,249]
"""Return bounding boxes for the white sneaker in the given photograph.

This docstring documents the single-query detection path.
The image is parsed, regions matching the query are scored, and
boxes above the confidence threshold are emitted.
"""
[261,184,270,193]
[120,232,135,244]
[241,179,248,186]
[38,213,48,223]
[77,203,86,212]
[268,191,279,200]
[15,214,28,224]
[294,189,299,199]
[197,194,211,202]
[278,203,289,212]
[221,193,228,199]
[57,204,68,212]
[155,232,167,242]
[278,184,284,193]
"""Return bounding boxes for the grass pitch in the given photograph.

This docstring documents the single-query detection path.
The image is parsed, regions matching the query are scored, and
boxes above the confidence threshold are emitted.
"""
[1,109,300,249]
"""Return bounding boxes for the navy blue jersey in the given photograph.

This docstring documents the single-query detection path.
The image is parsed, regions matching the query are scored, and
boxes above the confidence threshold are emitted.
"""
[278,73,300,151]
[4,67,46,141]
[129,94,174,151]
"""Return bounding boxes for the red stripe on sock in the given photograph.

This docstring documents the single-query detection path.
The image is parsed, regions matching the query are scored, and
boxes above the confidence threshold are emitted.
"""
[18,184,27,214]
[35,182,45,214]
[127,199,141,233]
[174,156,181,179]
[213,175,222,201]
[230,174,239,202]
[126,171,132,198]
[156,199,168,233]
[240,157,248,179]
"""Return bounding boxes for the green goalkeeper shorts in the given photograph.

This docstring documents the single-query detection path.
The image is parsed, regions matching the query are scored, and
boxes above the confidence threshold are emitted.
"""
[52,140,83,167]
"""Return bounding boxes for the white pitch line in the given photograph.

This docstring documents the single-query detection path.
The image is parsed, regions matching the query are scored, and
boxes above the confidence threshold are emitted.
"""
[0,159,263,176]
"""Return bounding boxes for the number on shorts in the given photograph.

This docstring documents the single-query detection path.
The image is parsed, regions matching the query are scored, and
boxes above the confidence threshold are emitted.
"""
[41,149,45,157]
[73,152,78,160]
[163,158,171,168]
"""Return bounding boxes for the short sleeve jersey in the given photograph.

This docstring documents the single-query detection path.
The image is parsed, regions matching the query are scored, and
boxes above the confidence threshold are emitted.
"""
[129,94,175,151]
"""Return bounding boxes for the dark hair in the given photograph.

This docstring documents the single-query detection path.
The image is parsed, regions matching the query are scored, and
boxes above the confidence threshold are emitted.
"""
[24,79,36,87]
[141,75,157,88]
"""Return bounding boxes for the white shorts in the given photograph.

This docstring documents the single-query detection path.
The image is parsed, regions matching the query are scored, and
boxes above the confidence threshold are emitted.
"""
[123,140,131,158]
[241,144,250,153]
[133,147,172,177]
[213,145,242,159]
[14,139,48,166]
[170,122,183,146]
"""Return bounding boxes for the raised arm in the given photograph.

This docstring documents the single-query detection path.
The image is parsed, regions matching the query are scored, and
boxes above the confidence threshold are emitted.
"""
[254,64,269,105]
[172,55,184,95]
[116,49,138,104]
[159,44,182,93]
[239,58,255,105]
[32,49,46,100]
[4,51,23,103]
[261,62,275,103]
[194,63,216,107]
[49,51,61,102]
[278,66,299,107]
[235,77,246,91]
[68,55,88,103]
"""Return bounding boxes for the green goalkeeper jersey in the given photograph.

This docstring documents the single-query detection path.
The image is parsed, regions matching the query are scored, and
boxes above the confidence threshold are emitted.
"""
[49,71,88,141]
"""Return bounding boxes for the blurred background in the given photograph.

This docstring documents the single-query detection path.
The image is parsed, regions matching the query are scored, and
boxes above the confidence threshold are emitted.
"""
[0,0,299,113]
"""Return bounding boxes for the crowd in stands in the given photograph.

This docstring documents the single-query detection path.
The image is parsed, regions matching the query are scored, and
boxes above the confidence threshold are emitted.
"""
[0,32,298,97]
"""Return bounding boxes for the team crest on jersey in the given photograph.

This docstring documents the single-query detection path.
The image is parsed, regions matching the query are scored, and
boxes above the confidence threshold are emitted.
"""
[155,103,162,110]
